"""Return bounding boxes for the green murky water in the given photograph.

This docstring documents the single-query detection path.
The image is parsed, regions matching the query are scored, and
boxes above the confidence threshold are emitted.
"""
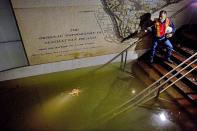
[0,62,192,130]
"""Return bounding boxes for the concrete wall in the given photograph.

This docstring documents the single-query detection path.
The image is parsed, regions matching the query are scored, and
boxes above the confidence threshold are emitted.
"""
[0,0,28,71]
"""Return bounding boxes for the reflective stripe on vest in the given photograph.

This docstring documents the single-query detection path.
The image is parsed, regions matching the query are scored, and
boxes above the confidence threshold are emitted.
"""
[155,18,170,37]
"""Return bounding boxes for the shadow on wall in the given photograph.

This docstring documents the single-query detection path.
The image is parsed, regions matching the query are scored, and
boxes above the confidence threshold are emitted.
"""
[121,13,154,51]
[139,13,154,31]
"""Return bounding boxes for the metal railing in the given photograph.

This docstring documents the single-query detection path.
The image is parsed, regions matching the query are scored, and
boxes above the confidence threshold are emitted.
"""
[98,52,197,122]
[96,37,143,71]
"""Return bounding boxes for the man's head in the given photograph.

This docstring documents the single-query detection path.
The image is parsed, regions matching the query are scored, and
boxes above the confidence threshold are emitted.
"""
[159,10,167,23]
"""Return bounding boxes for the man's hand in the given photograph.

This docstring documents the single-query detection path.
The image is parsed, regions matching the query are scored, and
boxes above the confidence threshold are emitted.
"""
[166,33,173,38]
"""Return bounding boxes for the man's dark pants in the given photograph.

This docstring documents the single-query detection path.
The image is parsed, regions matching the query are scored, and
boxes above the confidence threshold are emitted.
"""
[150,36,173,62]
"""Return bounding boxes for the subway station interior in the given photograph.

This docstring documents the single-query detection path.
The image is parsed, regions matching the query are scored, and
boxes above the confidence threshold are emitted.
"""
[0,0,197,130]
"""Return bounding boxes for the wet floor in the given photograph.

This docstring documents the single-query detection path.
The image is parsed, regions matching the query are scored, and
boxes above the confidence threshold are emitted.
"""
[0,62,196,130]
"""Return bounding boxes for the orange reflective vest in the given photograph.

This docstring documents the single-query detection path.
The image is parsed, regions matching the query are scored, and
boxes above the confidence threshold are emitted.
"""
[155,18,170,37]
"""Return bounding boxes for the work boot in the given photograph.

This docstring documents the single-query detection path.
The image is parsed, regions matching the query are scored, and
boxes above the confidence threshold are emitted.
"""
[149,57,154,64]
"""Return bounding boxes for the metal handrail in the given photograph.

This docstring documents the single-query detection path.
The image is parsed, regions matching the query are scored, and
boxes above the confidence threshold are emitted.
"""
[118,58,197,111]
[102,64,197,122]
[96,38,142,70]
[111,52,197,110]
[98,63,197,123]
[137,52,197,96]
[112,63,197,119]
[99,52,197,120]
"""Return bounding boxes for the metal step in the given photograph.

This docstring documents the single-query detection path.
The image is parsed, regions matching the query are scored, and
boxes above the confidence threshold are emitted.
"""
[151,63,196,104]
[137,52,197,104]
[174,44,196,58]
[171,51,197,74]
[156,55,197,91]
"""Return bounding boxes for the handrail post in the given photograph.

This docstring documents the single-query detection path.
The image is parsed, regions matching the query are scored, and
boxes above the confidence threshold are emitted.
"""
[120,52,124,70]
[156,87,161,98]
[123,50,128,71]
[156,81,161,98]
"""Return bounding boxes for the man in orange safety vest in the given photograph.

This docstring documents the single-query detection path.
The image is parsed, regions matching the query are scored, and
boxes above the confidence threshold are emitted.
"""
[147,10,175,64]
